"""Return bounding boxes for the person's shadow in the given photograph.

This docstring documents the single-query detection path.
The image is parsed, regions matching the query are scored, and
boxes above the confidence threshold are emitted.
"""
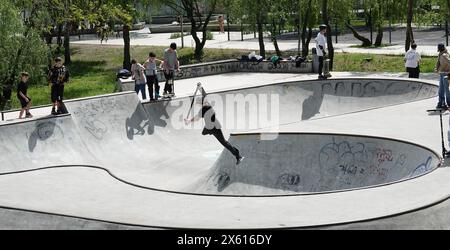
[28,120,61,152]
[126,101,171,140]
[301,84,325,121]
[145,101,171,135]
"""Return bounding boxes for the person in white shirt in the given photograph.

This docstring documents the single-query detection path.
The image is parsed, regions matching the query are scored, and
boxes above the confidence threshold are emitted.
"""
[404,43,421,78]
[315,24,328,79]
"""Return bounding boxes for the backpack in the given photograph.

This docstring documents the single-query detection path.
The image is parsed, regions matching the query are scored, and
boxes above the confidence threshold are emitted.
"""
[117,69,132,79]
[240,55,250,61]
[295,56,306,68]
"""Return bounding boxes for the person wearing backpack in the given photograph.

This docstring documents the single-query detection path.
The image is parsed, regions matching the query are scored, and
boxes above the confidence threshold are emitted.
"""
[47,57,70,115]
[435,43,450,109]
[131,59,147,100]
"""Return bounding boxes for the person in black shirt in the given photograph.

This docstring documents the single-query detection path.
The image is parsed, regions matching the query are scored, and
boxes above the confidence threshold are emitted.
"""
[17,72,32,119]
[47,57,70,115]
[185,98,244,165]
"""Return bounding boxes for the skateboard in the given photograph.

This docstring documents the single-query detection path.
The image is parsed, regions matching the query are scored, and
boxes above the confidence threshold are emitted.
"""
[427,108,448,115]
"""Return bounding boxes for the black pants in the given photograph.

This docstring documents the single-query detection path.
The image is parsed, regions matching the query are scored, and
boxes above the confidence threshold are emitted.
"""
[146,75,160,100]
[407,67,420,78]
[164,71,174,94]
[208,129,240,159]
[318,56,324,76]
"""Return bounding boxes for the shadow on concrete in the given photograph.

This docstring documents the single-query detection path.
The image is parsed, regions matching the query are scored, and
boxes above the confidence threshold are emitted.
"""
[126,101,171,140]
[301,84,324,120]
[28,120,61,152]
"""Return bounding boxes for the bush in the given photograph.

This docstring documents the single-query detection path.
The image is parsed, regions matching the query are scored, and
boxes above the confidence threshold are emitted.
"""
[206,31,214,40]
[170,32,190,39]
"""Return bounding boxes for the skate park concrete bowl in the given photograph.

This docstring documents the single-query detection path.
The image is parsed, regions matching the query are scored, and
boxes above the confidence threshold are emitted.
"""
[1,76,450,229]
[194,133,442,196]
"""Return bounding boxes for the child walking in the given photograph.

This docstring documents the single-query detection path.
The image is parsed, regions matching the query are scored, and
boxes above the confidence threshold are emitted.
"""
[17,72,32,119]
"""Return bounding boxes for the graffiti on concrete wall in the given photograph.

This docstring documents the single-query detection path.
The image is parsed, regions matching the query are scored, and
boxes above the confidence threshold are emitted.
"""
[409,156,433,177]
[175,62,236,80]
[70,96,127,140]
[277,173,301,191]
[318,139,411,188]
[162,60,314,81]
[320,80,423,98]
[238,61,311,73]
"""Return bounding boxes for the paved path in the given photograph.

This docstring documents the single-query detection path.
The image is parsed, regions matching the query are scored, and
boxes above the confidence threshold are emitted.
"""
[71,27,448,56]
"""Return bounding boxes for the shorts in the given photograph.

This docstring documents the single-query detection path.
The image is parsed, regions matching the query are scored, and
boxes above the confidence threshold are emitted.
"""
[51,84,65,103]
[18,96,31,109]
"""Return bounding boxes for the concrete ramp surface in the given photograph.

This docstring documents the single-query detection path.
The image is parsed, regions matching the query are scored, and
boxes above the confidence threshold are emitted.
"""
[195,133,440,195]
[0,78,437,192]
[0,77,448,229]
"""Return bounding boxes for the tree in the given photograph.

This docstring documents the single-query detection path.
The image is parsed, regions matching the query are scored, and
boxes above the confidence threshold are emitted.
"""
[405,0,414,52]
[300,0,319,57]
[267,0,295,57]
[0,0,49,110]
[342,0,391,47]
[94,1,134,70]
[228,0,268,58]
[155,0,218,62]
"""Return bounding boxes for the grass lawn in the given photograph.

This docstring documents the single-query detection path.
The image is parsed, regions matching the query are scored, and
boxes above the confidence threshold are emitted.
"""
[333,53,437,73]
[8,44,438,109]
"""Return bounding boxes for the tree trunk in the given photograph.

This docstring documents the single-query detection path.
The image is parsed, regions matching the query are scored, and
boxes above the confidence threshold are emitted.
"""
[188,9,203,62]
[301,0,313,57]
[56,24,63,55]
[123,24,131,70]
[374,24,383,47]
[271,19,282,56]
[302,26,312,57]
[184,1,216,62]
[322,0,334,70]
[45,30,53,45]
[405,0,414,52]
[64,23,71,65]
[345,22,372,47]
[190,19,203,61]
[256,12,265,58]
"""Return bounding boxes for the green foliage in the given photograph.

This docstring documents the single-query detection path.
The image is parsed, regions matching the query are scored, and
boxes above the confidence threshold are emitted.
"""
[206,30,214,40]
[0,0,49,88]
[334,53,437,73]
[170,32,191,39]
[152,0,218,61]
